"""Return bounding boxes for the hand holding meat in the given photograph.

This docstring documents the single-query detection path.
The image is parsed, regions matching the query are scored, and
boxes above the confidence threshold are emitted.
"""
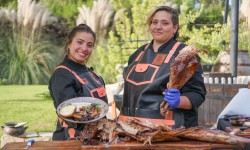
[160,45,207,116]
[164,88,180,109]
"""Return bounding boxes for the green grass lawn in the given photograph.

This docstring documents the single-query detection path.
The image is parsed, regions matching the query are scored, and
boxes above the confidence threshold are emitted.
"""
[0,85,57,138]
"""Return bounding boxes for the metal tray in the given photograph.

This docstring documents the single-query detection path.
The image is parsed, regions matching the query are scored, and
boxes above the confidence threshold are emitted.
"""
[57,97,108,124]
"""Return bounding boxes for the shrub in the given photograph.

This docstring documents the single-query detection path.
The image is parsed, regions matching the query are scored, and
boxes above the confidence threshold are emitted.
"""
[0,0,62,84]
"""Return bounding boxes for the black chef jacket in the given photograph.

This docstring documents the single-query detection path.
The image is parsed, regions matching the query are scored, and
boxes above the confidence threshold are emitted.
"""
[121,38,207,128]
[49,56,107,140]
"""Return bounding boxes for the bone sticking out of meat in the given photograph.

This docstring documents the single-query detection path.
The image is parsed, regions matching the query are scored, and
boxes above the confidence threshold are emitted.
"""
[160,45,207,116]
[179,126,250,145]
[78,120,100,144]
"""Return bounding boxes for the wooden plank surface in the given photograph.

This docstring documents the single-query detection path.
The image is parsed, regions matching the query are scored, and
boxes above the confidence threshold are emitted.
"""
[1,140,243,150]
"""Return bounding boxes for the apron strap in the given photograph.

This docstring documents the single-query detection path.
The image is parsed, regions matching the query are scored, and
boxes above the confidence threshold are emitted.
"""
[56,65,86,84]
[58,117,68,128]
[67,128,78,140]
[134,44,149,62]
[56,65,107,100]
[135,42,181,64]
[58,117,78,140]
[164,42,181,63]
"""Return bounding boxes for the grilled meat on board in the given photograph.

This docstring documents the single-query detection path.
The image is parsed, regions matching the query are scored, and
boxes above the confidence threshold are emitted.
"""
[78,118,250,145]
[180,126,250,145]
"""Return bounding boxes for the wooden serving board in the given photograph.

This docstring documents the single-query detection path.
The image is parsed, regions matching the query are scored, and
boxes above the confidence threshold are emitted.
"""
[82,140,243,150]
[2,140,243,150]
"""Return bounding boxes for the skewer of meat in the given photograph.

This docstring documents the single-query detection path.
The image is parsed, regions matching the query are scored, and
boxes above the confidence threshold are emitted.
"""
[160,45,207,116]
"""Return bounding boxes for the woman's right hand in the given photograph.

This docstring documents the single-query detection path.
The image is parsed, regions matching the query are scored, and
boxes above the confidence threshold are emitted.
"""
[163,88,180,109]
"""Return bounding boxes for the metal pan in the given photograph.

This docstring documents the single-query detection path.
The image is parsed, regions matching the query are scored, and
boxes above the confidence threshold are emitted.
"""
[57,97,109,124]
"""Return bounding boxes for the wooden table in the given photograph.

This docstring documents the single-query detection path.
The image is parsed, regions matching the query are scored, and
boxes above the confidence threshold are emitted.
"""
[1,140,243,150]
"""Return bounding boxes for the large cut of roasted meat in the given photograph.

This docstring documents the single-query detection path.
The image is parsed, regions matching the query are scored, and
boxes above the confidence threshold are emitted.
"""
[78,118,250,146]
[160,45,207,116]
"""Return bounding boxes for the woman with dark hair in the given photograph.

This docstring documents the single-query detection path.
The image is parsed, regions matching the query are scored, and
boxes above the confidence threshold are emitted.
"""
[121,6,206,128]
[49,24,107,140]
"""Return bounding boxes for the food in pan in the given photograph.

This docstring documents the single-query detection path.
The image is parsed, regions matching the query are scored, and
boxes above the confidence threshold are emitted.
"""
[228,116,250,126]
[229,116,245,126]
[243,121,250,127]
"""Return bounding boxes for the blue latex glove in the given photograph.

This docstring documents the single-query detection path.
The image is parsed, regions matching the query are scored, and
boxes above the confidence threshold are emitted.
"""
[164,88,180,109]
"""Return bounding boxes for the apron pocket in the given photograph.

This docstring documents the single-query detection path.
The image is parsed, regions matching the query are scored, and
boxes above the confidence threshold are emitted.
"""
[90,86,107,98]
[126,63,159,86]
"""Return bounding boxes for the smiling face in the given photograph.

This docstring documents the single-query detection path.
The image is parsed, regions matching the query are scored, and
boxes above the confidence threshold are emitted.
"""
[149,10,178,45]
[67,31,95,65]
